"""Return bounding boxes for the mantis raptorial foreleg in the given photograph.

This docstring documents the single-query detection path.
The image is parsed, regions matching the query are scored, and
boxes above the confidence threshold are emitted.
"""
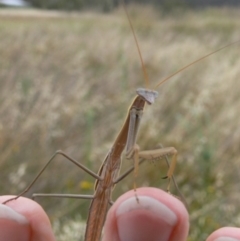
[126,139,177,192]
[123,88,178,193]
[138,147,177,192]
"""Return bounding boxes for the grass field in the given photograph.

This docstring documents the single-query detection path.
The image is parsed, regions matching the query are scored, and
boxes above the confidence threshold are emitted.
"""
[0,5,240,241]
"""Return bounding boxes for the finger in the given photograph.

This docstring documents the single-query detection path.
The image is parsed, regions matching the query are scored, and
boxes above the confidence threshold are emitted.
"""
[206,227,240,241]
[103,187,189,241]
[0,196,56,241]
[0,202,30,241]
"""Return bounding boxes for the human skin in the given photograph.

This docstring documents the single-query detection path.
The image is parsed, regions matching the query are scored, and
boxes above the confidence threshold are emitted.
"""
[0,187,240,241]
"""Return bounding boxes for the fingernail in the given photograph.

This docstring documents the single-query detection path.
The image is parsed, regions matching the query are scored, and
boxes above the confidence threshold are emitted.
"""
[0,204,30,241]
[214,238,240,241]
[0,204,28,224]
[116,196,177,241]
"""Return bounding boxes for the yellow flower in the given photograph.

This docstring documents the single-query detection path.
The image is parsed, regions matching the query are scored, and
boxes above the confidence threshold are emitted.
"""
[79,181,94,190]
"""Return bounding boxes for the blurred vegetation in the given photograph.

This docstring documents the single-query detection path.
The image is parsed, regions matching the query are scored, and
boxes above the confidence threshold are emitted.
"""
[6,0,240,12]
[0,4,240,241]
[23,0,118,12]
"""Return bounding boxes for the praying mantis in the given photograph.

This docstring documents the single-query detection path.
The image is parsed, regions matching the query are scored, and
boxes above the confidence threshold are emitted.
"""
[2,4,180,241]
[2,3,240,241]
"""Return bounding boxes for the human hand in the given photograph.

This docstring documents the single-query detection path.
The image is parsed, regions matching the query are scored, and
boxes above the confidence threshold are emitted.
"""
[1,187,239,241]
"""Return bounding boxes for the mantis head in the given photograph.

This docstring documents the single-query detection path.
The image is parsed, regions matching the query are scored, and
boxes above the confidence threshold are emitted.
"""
[136,88,158,105]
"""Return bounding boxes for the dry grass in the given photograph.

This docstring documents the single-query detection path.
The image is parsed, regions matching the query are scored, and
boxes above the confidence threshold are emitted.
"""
[0,5,240,241]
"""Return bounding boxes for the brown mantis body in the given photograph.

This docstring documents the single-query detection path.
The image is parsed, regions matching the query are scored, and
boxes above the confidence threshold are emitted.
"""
[84,88,177,241]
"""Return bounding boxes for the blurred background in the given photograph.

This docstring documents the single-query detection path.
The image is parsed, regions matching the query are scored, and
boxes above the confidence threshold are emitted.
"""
[0,0,240,240]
